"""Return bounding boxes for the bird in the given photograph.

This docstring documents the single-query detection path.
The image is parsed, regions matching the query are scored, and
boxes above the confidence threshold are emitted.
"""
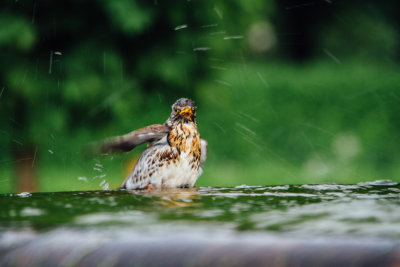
[99,98,207,190]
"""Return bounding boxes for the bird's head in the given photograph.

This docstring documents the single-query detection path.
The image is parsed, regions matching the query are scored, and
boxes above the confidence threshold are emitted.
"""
[170,98,197,123]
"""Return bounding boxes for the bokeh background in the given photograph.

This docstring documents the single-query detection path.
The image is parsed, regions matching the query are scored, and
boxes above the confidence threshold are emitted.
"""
[1,0,399,193]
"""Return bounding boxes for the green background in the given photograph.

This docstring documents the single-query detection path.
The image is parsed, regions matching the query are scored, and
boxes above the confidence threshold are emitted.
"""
[1,0,399,193]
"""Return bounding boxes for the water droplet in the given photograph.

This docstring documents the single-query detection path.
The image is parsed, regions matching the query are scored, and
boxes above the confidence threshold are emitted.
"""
[214,6,223,19]
[223,35,243,40]
[193,47,211,52]
[209,31,226,36]
[0,87,5,99]
[93,174,106,179]
[174,24,188,31]
[78,177,88,183]
[210,66,227,71]
[17,192,32,197]
[323,48,341,64]
[214,80,232,87]
[201,23,218,28]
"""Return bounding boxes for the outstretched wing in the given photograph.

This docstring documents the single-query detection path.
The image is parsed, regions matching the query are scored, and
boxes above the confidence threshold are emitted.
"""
[100,124,170,154]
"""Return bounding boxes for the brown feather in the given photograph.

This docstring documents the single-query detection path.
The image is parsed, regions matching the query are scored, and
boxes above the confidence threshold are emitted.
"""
[100,124,170,154]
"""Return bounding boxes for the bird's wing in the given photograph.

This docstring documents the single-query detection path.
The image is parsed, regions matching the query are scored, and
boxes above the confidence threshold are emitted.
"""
[100,124,170,154]
[200,138,208,165]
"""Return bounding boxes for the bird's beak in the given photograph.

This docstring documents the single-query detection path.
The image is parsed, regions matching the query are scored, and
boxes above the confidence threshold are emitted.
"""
[179,107,193,119]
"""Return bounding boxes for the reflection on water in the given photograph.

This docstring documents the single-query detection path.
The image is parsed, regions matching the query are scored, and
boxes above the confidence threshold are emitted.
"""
[1,181,400,266]
[0,180,399,240]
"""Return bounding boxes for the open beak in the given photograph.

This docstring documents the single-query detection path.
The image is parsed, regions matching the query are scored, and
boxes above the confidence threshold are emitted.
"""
[179,107,193,119]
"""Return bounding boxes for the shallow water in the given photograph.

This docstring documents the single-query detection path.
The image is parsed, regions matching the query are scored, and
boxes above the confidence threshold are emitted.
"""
[1,181,400,265]
[1,181,400,237]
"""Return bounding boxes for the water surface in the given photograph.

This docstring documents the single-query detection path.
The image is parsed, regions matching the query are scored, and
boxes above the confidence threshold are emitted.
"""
[1,181,400,266]
[1,181,400,236]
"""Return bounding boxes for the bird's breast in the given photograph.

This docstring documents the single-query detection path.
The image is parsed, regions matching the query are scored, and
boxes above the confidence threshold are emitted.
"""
[168,124,200,153]
[167,123,202,173]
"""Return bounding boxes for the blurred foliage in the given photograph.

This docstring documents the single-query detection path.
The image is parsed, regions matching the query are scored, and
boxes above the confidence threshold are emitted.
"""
[0,0,399,193]
[198,61,400,185]
[320,9,399,62]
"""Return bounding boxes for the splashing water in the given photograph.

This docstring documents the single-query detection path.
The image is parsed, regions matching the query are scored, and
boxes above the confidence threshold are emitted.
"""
[1,181,399,238]
[1,181,400,265]
[174,24,188,31]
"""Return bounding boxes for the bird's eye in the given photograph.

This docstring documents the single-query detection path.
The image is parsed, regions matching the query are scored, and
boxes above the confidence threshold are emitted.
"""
[175,108,180,113]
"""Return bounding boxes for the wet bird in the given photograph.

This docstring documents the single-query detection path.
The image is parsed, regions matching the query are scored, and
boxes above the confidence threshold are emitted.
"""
[100,98,207,190]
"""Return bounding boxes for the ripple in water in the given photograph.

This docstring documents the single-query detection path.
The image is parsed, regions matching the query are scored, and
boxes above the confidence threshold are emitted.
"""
[0,180,399,242]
